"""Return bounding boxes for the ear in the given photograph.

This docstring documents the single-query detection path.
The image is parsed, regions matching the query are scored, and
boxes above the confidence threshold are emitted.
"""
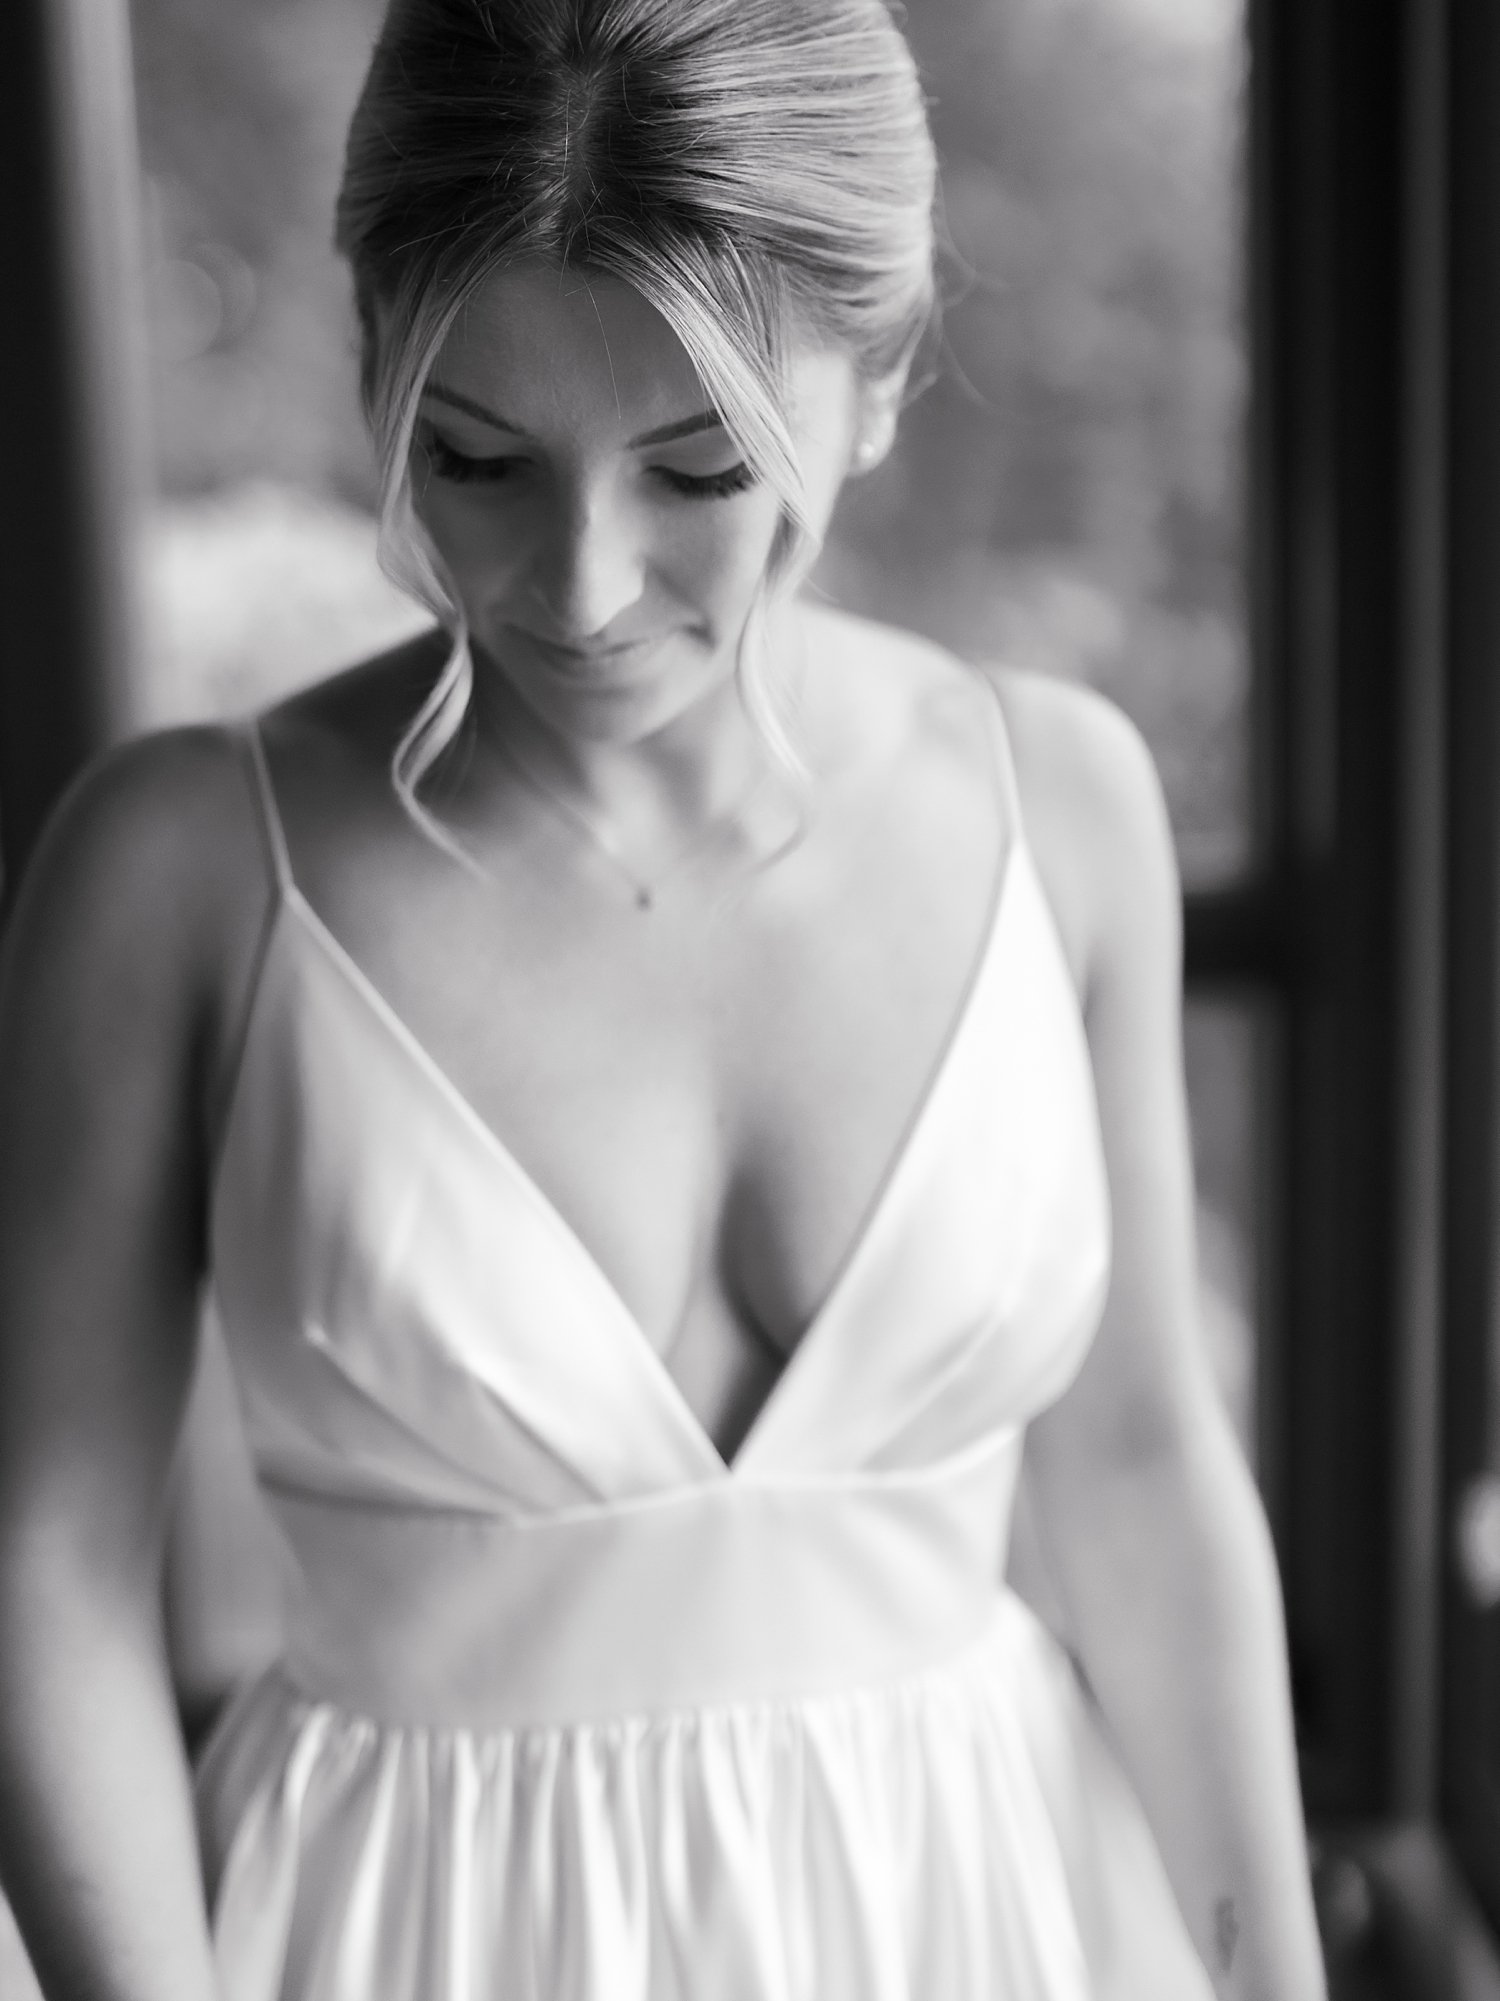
[848,370,906,475]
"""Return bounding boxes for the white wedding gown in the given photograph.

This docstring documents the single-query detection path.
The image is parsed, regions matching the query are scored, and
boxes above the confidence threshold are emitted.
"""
[194,709,1214,2000]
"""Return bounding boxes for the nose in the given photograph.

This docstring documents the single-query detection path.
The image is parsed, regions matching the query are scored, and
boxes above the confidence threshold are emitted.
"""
[529,485,645,641]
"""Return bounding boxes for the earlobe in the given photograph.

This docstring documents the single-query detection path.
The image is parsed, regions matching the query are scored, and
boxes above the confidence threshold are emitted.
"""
[848,378,904,474]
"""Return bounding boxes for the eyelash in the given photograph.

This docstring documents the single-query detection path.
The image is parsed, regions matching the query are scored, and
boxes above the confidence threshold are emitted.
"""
[418,434,758,502]
[658,461,759,500]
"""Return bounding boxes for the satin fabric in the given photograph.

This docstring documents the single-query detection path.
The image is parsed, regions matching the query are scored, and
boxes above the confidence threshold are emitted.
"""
[197,707,1214,1999]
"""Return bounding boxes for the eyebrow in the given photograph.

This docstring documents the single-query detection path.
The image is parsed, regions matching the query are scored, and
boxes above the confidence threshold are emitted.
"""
[421,384,726,449]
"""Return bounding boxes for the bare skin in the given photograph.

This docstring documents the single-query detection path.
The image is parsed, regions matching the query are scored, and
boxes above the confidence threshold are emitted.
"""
[0,266,1325,1999]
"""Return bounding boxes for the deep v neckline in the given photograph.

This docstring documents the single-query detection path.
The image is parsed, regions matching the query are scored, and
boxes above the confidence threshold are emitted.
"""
[269,840,1017,1475]
[234,698,1023,1477]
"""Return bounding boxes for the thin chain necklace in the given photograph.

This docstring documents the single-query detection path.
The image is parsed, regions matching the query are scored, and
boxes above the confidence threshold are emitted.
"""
[492,731,778,911]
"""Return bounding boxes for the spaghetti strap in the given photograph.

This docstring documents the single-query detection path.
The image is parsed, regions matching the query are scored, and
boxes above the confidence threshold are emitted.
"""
[238,717,294,897]
[209,721,294,1176]
[974,663,1026,853]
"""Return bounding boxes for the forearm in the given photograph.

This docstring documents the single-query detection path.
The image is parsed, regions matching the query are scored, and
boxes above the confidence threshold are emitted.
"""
[1045,1422,1326,2001]
[0,1551,219,2001]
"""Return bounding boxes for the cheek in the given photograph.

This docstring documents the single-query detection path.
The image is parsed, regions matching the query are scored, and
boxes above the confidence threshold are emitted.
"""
[410,482,513,585]
[657,491,786,609]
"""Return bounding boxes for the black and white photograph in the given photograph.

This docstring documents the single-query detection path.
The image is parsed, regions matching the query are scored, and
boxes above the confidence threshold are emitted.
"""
[0,0,1496,1996]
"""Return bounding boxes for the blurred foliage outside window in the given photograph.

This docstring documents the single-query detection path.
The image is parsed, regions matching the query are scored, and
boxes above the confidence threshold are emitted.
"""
[832,0,1247,886]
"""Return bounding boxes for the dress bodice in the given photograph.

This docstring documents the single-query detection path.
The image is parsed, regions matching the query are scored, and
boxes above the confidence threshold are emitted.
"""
[209,696,1108,1720]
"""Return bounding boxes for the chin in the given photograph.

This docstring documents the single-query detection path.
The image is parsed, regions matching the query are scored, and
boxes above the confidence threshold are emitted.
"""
[483,635,739,742]
[514,671,715,747]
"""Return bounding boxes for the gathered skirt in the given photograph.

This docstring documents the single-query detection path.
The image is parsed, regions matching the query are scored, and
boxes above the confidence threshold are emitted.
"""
[197,1591,1212,2001]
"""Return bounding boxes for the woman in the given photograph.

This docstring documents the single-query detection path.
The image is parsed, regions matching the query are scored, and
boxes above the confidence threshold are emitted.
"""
[0,1,1326,1996]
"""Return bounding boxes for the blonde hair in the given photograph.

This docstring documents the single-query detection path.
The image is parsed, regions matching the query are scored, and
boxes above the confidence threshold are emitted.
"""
[335,0,937,823]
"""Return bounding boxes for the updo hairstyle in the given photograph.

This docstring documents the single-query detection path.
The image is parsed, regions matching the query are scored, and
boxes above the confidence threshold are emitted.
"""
[335,0,938,812]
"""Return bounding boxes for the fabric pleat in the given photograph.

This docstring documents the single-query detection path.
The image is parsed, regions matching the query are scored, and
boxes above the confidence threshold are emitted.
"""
[199,1600,1209,2001]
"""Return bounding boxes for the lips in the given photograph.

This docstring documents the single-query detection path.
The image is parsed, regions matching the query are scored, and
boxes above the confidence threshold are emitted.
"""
[505,629,660,680]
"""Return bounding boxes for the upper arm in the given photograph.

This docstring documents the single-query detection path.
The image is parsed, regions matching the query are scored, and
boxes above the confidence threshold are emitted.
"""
[0,729,268,1595]
[995,672,1223,1496]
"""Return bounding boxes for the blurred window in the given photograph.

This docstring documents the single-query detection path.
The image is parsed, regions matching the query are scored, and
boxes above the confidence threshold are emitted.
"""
[131,0,424,726]
[822,0,1250,891]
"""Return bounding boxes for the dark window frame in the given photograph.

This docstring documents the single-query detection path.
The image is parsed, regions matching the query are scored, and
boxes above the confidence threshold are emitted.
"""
[1439,0,1500,1948]
[0,0,145,909]
[1195,0,1413,1822]
[1197,0,1500,1979]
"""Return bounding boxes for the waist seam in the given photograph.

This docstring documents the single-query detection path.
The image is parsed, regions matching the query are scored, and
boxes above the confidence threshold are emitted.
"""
[271,1595,1011,1741]
[256,1424,1022,1532]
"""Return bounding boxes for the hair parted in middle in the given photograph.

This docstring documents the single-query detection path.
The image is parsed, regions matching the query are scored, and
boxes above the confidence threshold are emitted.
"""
[335,0,939,818]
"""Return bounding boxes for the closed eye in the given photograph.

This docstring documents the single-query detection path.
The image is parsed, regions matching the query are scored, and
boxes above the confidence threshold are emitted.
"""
[416,425,757,501]
[654,462,759,501]
[417,431,522,486]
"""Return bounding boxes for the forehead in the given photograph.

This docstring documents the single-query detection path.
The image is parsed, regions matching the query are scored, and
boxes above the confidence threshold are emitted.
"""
[431,260,708,441]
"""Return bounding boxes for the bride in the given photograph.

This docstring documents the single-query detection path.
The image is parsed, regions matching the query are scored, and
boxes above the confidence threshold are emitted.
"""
[0,1,1325,1996]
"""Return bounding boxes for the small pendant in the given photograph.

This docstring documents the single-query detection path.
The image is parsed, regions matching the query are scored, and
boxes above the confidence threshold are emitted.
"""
[635,885,655,911]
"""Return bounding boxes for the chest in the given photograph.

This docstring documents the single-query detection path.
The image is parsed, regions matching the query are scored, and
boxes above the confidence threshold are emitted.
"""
[283,770,1008,1369]
[215,835,1111,1505]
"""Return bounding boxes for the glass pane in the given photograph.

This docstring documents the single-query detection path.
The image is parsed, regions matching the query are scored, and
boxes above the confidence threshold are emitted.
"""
[816,0,1251,888]
[132,0,421,726]
[1184,995,1270,1476]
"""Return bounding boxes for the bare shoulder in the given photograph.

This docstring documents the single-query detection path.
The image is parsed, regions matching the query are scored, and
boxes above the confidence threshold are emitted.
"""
[264,626,448,762]
[8,724,262,957]
[9,619,444,956]
[798,611,1177,981]
[241,628,452,867]
[985,665,1180,1006]
[800,603,1003,775]
[0,724,271,1116]
[802,600,966,692]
